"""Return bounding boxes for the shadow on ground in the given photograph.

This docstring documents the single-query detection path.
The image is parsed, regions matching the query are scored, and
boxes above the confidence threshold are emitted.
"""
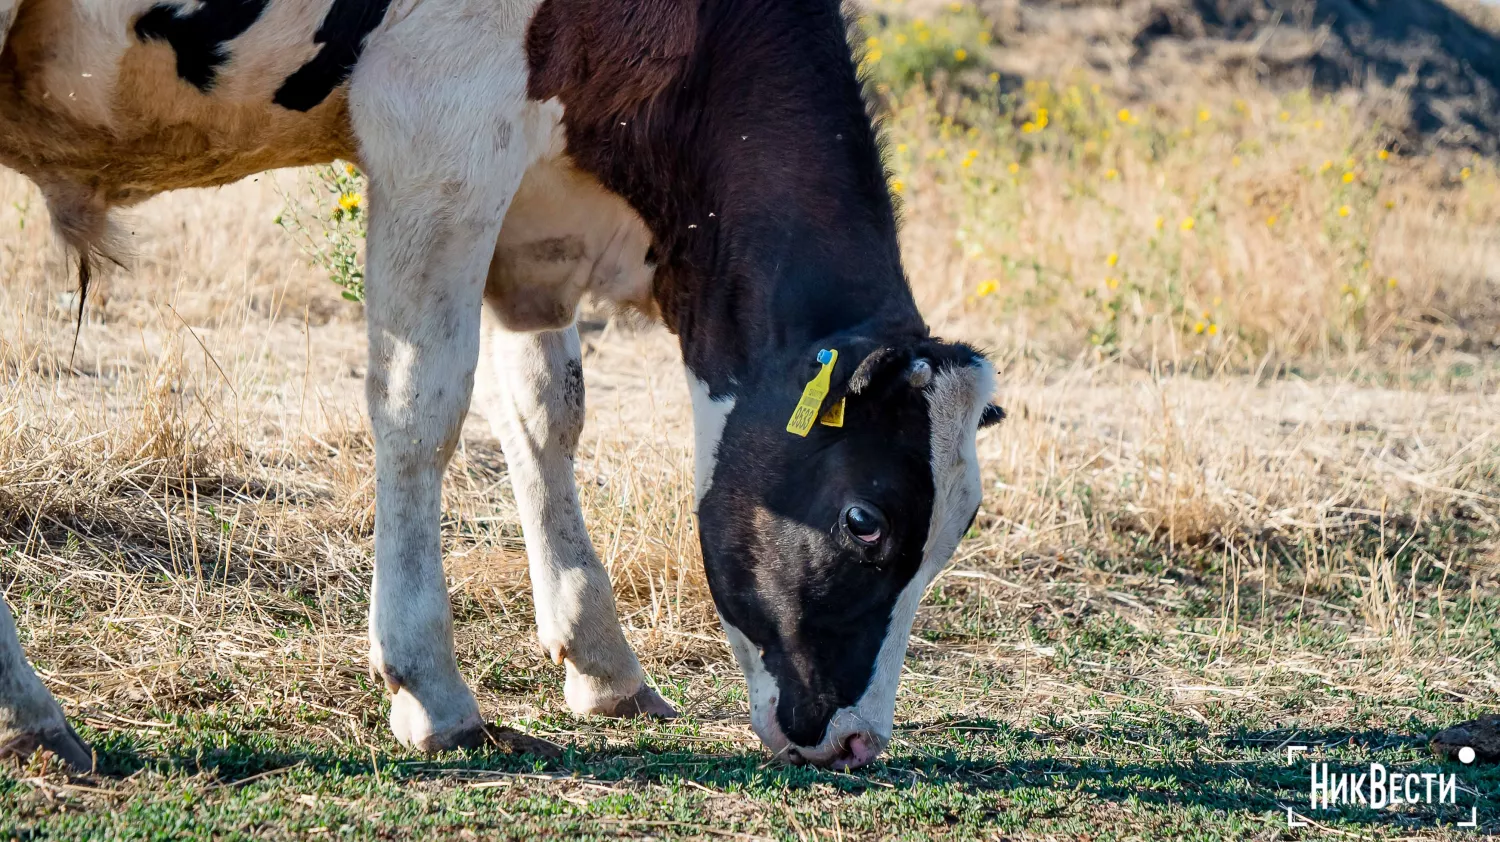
[66,716,1497,832]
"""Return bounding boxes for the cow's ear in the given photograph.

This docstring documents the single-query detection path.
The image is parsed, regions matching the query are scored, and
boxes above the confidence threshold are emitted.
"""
[847,347,906,395]
[979,403,1006,428]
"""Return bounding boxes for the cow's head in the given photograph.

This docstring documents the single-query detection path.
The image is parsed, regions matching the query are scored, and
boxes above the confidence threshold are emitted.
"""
[689,338,1001,770]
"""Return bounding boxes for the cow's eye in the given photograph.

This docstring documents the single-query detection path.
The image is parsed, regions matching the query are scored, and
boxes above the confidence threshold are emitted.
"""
[842,505,886,545]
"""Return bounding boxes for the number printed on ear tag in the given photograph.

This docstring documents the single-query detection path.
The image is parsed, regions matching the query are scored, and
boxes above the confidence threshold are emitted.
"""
[786,349,838,436]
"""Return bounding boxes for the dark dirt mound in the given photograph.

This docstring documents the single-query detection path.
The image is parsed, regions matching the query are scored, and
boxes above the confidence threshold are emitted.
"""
[976,0,1500,154]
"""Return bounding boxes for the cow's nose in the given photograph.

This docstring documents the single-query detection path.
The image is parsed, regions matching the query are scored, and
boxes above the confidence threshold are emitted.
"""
[829,730,882,771]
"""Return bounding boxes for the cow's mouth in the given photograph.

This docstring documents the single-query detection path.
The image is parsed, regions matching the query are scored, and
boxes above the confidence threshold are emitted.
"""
[754,703,888,771]
[783,729,886,771]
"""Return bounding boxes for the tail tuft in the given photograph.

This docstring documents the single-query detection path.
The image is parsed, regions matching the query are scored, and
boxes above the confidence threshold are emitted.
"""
[41,181,120,361]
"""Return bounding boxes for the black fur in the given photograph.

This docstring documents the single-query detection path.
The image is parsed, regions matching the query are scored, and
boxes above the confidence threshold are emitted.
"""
[273,0,395,111]
[135,0,271,91]
[528,0,1000,754]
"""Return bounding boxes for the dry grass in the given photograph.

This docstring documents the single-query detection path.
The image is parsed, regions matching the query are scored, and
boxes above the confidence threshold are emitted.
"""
[2,8,1499,835]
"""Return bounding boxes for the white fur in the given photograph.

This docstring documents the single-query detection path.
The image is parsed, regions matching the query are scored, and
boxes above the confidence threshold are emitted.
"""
[686,372,736,507]
[486,109,659,331]
[720,615,790,756]
[472,316,653,715]
[351,0,542,751]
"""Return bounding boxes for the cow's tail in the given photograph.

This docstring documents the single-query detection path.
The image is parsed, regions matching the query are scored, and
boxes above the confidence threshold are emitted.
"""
[41,181,122,359]
[0,0,17,53]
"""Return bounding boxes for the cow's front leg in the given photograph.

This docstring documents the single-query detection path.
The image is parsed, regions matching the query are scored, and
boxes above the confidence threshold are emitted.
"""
[0,596,92,770]
[350,12,535,751]
[474,318,675,718]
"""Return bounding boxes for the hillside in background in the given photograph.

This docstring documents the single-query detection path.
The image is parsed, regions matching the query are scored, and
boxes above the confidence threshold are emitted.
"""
[945,0,1500,155]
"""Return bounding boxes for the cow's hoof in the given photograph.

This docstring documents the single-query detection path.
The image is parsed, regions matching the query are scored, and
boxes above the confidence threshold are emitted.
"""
[571,681,678,720]
[388,685,486,753]
[0,721,93,772]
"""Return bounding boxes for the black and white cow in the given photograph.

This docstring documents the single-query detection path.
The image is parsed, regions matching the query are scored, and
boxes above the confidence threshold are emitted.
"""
[0,0,1002,772]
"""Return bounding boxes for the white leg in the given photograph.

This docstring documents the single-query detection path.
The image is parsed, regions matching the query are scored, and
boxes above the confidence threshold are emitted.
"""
[474,316,675,718]
[349,6,535,752]
[0,596,92,770]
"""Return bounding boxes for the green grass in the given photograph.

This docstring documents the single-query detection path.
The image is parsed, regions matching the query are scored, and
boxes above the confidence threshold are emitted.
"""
[6,563,1498,840]
[5,697,1495,839]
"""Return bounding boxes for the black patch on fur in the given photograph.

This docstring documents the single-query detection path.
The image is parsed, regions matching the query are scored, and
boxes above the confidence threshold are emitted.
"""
[135,0,272,91]
[272,0,394,112]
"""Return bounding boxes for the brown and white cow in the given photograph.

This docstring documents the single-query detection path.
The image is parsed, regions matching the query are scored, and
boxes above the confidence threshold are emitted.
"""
[0,0,1002,771]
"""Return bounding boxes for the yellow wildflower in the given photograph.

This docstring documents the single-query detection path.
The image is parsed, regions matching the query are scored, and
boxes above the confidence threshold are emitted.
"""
[1117,108,1133,123]
[1377,149,1390,161]
[1104,168,1119,180]
[1460,167,1472,180]
[1180,217,1195,231]
[1154,216,1164,231]
[1007,162,1020,174]
[1021,122,1036,133]
[338,193,362,211]
[954,48,968,61]
[1197,108,1211,122]
[1313,120,1324,130]
[895,33,908,45]
[976,279,998,297]
[1266,215,1277,226]
[1193,322,1205,335]
[988,72,1000,83]
[1384,199,1395,209]
[1107,252,1119,267]
[979,31,992,44]
[344,163,357,176]
[1105,277,1119,290]
[948,1,962,10]
[1207,323,1218,336]
[1386,277,1398,289]
[1319,160,1333,173]
[866,36,880,48]
[1337,205,1350,217]
[890,179,905,194]
[896,143,908,153]
[1342,171,1355,184]
[866,48,883,63]
[1344,157,1356,169]
[1279,111,1290,122]
[1231,156,1242,167]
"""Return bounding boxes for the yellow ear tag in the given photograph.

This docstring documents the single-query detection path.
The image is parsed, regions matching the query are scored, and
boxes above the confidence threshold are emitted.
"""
[820,397,845,428]
[786,349,838,436]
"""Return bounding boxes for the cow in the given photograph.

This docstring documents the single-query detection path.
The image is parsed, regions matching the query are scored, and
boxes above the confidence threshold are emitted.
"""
[0,0,1003,772]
